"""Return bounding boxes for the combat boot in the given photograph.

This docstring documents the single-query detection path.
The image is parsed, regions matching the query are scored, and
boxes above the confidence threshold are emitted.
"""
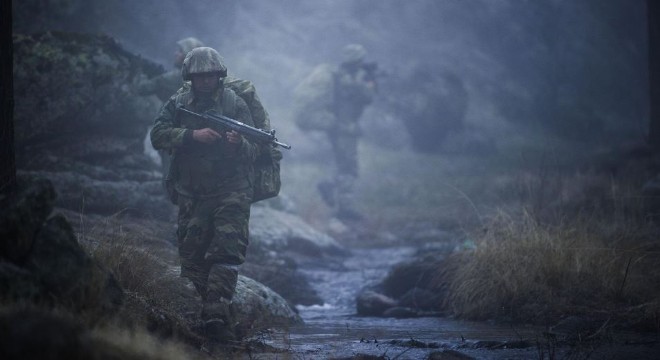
[202,297,236,343]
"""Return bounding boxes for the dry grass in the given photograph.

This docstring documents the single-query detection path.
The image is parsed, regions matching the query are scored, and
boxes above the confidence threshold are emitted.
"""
[89,233,170,297]
[441,174,660,330]
[69,211,210,353]
[73,210,177,302]
[88,325,202,360]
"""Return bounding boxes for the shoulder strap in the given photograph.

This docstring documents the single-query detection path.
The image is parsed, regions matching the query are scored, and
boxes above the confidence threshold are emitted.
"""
[222,88,237,117]
[173,90,193,127]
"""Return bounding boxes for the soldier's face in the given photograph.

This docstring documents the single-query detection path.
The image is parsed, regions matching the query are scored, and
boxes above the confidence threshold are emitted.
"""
[191,73,220,93]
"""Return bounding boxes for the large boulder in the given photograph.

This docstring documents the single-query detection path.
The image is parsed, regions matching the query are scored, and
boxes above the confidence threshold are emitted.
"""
[249,206,346,258]
[356,249,453,318]
[232,275,304,337]
[13,31,172,219]
[241,255,323,307]
[0,176,123,317]
[118,271,303,345]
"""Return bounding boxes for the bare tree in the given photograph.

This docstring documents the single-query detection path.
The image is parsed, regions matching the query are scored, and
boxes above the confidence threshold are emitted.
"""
[649,0,660,150]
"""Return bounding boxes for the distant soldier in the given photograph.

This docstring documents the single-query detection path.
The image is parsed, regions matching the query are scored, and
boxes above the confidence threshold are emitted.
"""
[137,37,205,102]
[293,44,377,221]
[137,37,204,172]
[150,47,262,342]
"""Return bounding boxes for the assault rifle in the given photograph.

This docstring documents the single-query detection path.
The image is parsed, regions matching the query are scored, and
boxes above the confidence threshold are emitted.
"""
[177,106,291,149]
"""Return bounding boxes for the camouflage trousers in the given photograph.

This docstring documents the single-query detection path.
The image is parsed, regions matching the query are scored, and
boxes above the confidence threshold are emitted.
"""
[318,134,359,216]
[176,189,251,303]
[329,133,358,178]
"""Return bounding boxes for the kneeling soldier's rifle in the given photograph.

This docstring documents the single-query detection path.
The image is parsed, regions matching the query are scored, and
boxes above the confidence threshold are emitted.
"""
[177,106,292,150]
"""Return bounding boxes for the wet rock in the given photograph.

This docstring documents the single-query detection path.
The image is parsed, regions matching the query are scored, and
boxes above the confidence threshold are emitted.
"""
[398,287,443,311]
[355,249,456,318]
[0,176,123,317]
[241,255,323,306]
[116,266,303,343]
[356,290,398,316]
[382,307,418,318]
[232,275,304,337]
[381,253,445,299]
[249,206,346,258]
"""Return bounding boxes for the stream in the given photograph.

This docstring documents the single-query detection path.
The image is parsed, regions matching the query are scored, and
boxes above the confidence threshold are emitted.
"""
[264,246,549,359]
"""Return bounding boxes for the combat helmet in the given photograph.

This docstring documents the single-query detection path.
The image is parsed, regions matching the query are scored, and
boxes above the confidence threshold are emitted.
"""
[177,37,205,55]
[181,47,228,80]
[342,44,367,64]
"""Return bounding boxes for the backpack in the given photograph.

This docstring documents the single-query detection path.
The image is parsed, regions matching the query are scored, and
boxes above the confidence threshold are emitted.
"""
[251,145,282,202]
[292,64,336,132]
[225,78,282,203]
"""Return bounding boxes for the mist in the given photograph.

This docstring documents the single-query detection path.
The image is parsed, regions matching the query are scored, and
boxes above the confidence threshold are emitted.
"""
[14,0,648,143]
[6,1,660,359]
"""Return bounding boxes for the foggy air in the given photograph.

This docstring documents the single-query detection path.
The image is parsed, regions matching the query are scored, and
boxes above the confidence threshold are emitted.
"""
[3,1,659,359]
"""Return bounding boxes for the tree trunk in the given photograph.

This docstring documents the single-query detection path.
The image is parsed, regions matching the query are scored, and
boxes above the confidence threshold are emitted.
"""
[649,0,660,151]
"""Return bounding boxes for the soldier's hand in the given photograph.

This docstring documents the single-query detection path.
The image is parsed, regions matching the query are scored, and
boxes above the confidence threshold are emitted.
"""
[192,128,221,143]
[225,130,241,144]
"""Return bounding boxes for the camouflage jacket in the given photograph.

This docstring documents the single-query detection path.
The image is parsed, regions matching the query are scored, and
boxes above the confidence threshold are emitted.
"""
[175,75,270,131]
[150,86,259,197]
[225,75,271,132]
[293,64,375,136]
[334,64,375,123]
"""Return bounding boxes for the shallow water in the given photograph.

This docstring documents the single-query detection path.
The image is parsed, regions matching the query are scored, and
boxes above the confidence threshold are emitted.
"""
[264,246,548,359]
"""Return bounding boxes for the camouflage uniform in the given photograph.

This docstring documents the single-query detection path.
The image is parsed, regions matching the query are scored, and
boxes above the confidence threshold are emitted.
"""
[177,74,271,131]
[150,47,260,341]
[225,76,271,132]
[295,44,376,220]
